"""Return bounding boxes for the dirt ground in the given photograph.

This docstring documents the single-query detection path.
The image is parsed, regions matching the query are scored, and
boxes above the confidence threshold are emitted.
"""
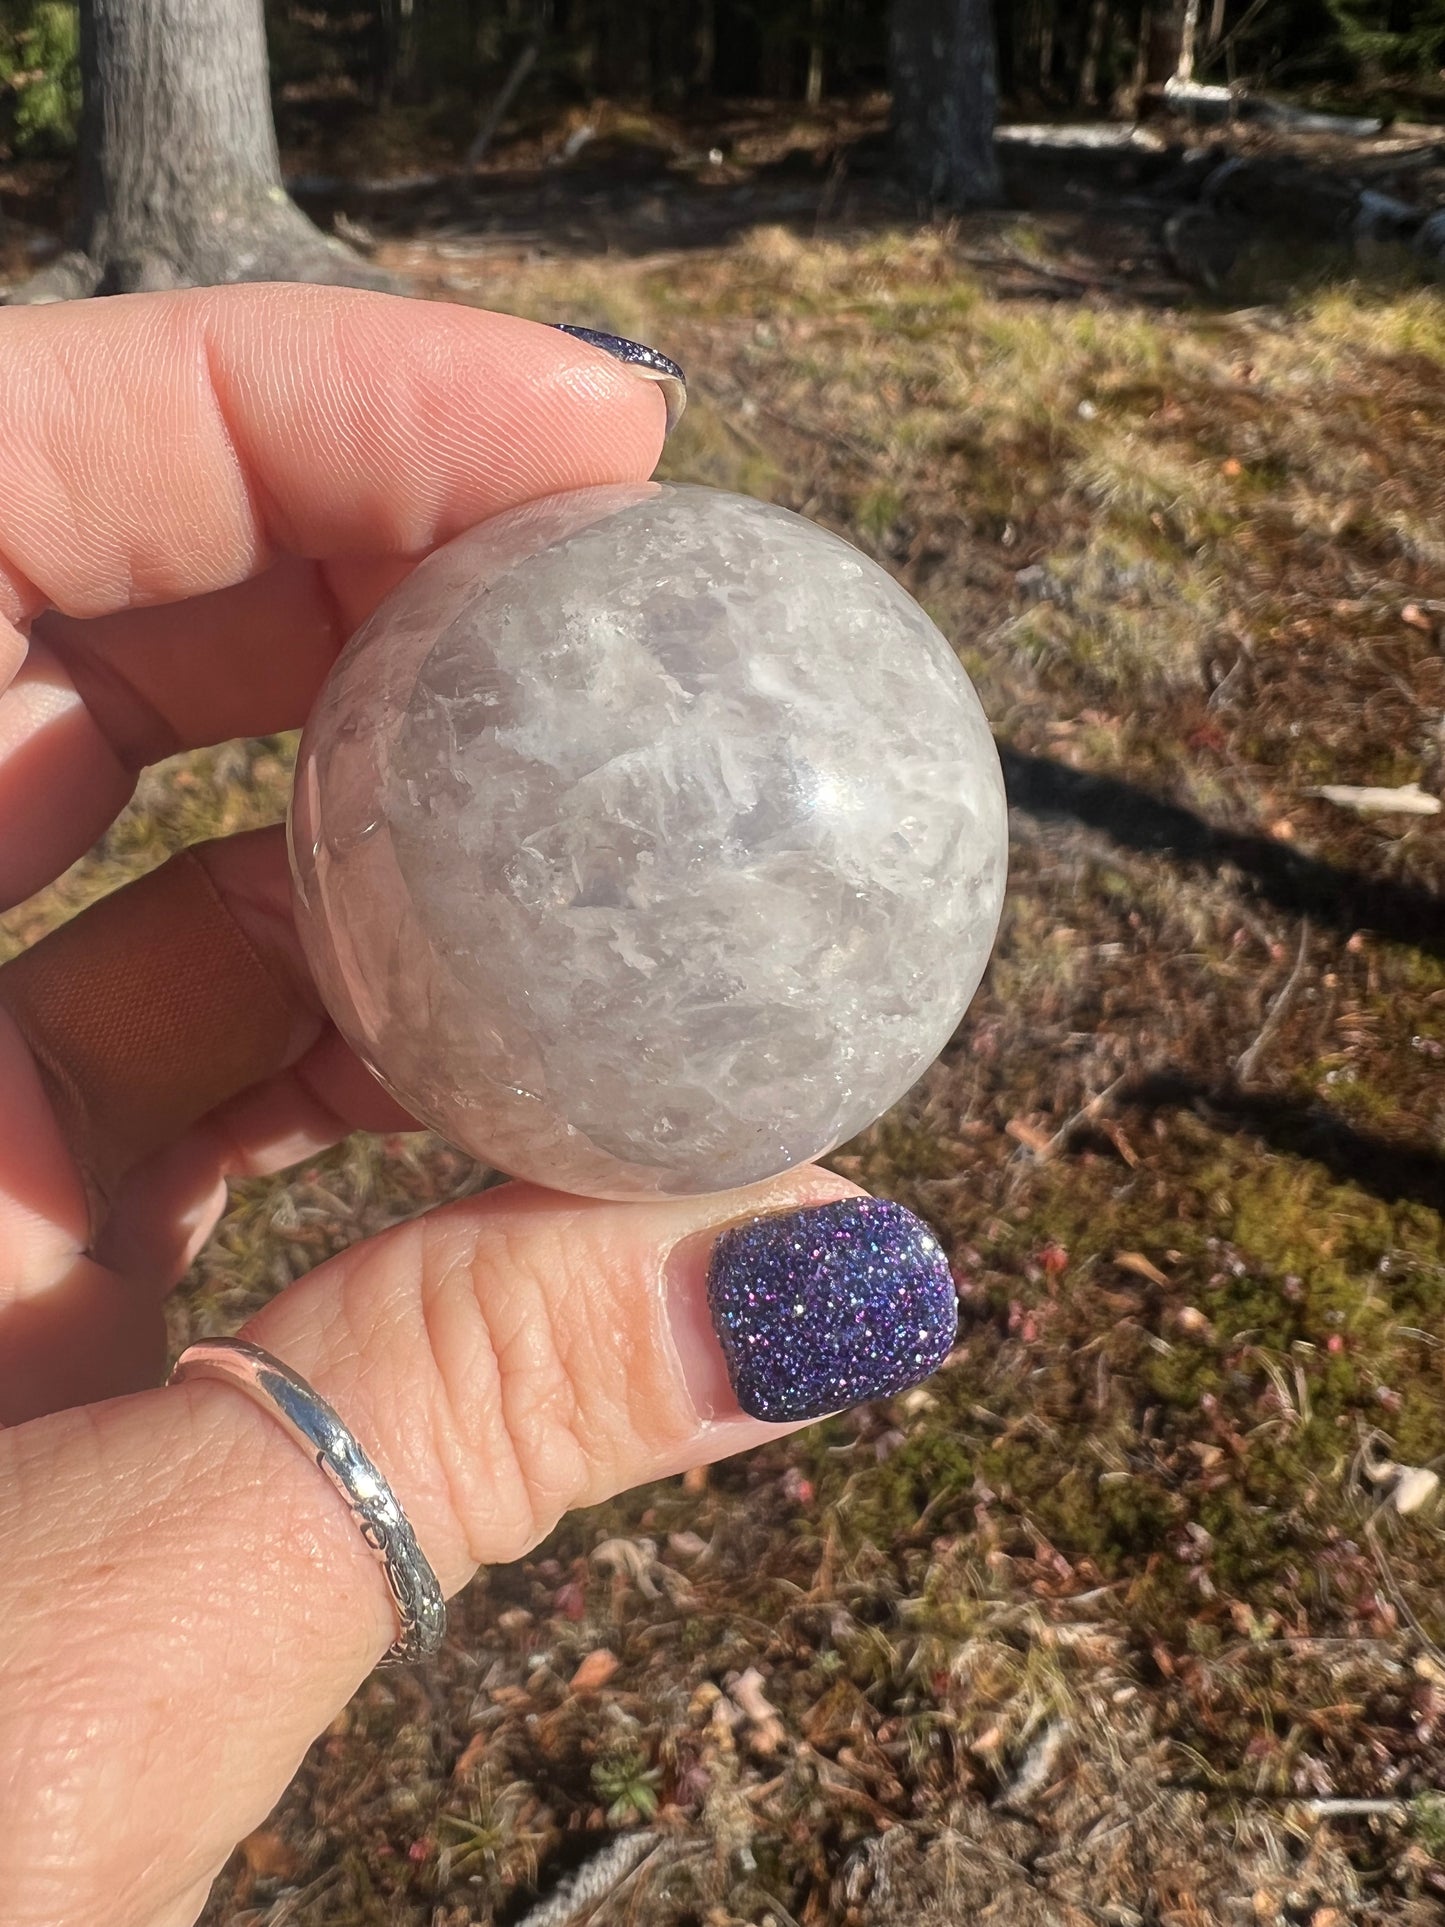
[4,102,1445,1927]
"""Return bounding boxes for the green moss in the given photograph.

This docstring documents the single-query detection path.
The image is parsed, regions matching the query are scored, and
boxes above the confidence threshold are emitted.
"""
[861,279,983,334]
[1302,285,1445,366]
[807,1118,1445,1647]
[1395,945,1445,996]
[1412,1791,1445,1859]
[846,1111,960,1185]
[853,482,906,545]
[0,0,79,156]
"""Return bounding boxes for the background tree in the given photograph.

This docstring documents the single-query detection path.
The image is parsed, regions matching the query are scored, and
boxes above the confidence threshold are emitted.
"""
[890,0,1002,208]
[1,0,1442,260]
[10,0,386,302]
[1140,0,1219,87]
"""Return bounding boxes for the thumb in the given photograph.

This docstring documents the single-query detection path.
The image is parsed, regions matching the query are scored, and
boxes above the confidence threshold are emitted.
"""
[0,1170,957,1927]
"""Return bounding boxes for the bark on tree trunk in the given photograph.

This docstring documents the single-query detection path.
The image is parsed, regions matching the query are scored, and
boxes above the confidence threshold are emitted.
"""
[805,0,825,106]
[1037,0,1055,93]
[1144,0,1187,86]
[1077,0,1109,105]
[1176,0,1201,83]
[693,0,715,91]
[11,0,391,303]
[890,0,1003,209]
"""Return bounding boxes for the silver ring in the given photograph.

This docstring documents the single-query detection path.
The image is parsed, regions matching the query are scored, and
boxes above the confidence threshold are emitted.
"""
[168,1337,446,1665]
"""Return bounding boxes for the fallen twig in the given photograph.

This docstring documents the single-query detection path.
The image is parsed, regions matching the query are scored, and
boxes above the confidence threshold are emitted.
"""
[1235,922,1310,1085]
[1310,781,1441,816]
[512,1830,662,1927]
[1046,1073,1131,1158]
[1297,1797,1409,1819]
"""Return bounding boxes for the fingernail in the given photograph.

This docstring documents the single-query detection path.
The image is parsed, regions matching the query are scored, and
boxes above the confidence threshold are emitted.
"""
[699,1198,958,1424]
[553,323,687,434]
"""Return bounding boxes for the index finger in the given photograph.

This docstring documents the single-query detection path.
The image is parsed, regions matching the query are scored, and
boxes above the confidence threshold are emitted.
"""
[0,286,672,905]
[0,283,668,625]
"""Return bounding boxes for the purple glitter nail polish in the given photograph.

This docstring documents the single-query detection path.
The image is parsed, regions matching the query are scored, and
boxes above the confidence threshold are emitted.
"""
[552,324,687,433]
[706,1198,958,1423]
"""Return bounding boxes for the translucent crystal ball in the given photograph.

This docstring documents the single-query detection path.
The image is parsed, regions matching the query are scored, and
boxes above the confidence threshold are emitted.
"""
[289,483,1007,1199]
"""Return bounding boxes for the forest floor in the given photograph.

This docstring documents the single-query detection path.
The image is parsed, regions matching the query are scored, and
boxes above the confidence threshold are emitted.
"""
[4,102,1445,1927]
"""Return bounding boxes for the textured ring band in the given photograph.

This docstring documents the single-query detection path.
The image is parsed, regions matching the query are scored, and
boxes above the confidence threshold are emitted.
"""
[168,1337,447,1666]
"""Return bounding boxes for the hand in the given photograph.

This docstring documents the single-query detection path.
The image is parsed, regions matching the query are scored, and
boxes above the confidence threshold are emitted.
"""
[0,286,950,1927]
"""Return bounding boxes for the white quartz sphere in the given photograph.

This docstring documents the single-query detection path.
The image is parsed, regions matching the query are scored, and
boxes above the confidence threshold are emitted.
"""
[289,483,1007,1199]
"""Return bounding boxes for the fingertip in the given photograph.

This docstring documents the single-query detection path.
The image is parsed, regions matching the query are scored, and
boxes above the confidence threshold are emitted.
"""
[694,1193,959,1426]
[550,324,686,435]
[657,1169,867,1425]
[198,287,671,559]
[234,1164,867,1584]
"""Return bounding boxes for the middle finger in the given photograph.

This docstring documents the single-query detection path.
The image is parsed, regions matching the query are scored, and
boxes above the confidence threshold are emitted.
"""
[1,827,318,1256]
[0,554,405,908]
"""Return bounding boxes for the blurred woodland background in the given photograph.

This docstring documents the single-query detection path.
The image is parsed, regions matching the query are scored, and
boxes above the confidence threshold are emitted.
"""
[1,0,1445,162]
[4,2,1445,1924]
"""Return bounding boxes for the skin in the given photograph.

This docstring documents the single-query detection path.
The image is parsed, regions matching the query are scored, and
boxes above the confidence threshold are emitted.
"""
[0,286,862,1927]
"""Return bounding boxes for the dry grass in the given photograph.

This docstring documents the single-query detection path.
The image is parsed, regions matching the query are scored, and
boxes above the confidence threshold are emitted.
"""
[7,186,1445,1925]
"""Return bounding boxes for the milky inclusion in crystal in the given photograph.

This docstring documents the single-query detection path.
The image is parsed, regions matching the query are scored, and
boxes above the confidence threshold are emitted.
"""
[289,483,1008,1200]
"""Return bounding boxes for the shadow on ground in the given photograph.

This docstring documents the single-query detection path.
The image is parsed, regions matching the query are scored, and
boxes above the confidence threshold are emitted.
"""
[1002,743,1445,957]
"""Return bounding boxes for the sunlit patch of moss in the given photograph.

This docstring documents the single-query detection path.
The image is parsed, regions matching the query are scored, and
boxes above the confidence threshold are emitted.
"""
[1393,944,1445,995]
[817,1106,1445,1648]
[1412,1791,1445,1858]
[0,734,297,959]
[861,279,984,338]
[853,481,907,546]
[1069,439,1237,548]
[1009,528,1221,694]
[1299,283,1445,367]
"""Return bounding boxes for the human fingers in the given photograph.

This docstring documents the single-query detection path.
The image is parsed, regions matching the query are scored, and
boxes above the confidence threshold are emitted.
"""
[0,286,673,903]
[0,1169,958,1927]
[0,1011,424,1423]
[91,1025,421,1288]
[0,825,327,1414]
[0,286,668,623]
[0,827,315,1232]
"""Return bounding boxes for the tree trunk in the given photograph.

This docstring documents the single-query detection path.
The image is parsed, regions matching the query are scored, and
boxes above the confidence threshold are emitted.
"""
[11,0,391,303]
[1176,0,1201,82]
[1077,0,1109,105]
[1037,0,1055,94]
[1131,6,1152,100]
[805,0,825,106]
[693,0,716,91]
[379,0,421,106]
[890,0,1002,209]
[1144,0,1187,86]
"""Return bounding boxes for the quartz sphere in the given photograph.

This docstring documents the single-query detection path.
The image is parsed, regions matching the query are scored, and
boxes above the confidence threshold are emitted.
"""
[289,483,1007,1200]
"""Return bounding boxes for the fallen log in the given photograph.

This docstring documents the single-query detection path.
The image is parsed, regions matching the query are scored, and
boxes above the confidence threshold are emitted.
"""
[1143,77,1388,139]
